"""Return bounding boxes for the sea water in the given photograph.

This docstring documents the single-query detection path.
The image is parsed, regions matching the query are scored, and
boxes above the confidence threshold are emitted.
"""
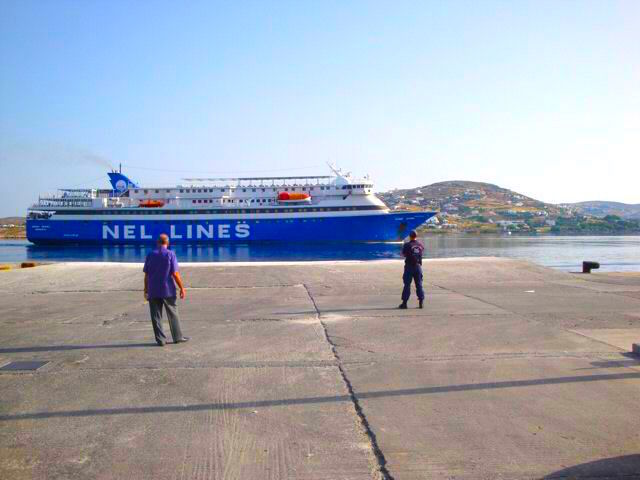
[1,236,639,272]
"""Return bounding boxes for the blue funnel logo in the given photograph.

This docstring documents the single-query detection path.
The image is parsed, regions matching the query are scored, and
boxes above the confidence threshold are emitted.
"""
[108,172,139,192]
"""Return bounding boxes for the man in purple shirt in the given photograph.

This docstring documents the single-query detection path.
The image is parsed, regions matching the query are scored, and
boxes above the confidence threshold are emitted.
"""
[143,234,189,346]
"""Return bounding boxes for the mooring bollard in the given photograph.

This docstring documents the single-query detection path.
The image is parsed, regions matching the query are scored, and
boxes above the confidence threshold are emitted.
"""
[582,261,600,273]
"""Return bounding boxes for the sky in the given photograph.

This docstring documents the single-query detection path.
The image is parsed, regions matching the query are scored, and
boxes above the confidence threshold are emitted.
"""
[0,0,639,216]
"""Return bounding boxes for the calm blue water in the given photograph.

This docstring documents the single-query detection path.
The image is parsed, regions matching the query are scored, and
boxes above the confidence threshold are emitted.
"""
[1,236,640,272]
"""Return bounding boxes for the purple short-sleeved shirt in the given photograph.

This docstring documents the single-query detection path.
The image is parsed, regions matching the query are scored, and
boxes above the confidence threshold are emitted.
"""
[143,247,179,299]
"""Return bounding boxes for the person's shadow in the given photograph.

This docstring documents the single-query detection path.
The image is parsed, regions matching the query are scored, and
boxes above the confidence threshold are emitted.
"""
[0,343,153,354]
[543,455,640,478]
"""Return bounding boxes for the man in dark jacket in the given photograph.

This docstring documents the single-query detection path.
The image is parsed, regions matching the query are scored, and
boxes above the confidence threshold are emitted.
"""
[399,230,425,309]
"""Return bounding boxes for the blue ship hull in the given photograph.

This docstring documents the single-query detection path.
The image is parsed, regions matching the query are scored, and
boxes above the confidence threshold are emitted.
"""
[26,212,436,244]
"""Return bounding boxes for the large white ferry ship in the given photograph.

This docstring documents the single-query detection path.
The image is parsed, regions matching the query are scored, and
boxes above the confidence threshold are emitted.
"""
[26,166,436,244]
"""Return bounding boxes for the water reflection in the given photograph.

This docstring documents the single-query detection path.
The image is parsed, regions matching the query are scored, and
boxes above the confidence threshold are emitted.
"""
[23,241,405,263]
[0,235,638,272]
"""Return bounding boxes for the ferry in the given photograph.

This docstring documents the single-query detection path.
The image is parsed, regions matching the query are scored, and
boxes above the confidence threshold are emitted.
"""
[26,166,436,244]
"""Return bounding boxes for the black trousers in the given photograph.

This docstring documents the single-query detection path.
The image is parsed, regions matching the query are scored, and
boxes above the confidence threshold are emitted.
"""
[148,297,184,344]
[402,264,425,302]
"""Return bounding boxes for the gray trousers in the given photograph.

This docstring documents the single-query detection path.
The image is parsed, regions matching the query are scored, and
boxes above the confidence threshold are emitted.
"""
[148,297,184,344]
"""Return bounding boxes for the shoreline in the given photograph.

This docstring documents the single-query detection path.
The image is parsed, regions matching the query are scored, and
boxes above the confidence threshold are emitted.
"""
[4,232,640,243]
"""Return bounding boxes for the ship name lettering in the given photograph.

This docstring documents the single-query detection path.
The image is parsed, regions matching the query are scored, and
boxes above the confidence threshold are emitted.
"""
[102,223,251,240]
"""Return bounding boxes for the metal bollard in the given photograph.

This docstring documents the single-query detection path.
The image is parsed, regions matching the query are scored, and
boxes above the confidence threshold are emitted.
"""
[582,261,600,274]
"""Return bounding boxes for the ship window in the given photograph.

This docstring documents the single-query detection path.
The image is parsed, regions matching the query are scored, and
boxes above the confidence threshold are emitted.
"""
[144,189,149,194]
[302,187,306,191]
[166,189,170,193]
[242,189,246,192]
[252,189,256,192]
[134,189,139,193]
[261,188,266,192]
[179,189,184,193]
[192,200,196,204]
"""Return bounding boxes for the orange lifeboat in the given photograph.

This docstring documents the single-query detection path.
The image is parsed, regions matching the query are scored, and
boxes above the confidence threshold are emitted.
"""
[278,192,310,202]
[139,199,165,208]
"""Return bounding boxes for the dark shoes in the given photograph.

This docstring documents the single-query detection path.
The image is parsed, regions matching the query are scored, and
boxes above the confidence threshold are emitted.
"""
[157,341,166,347]
[398,301,424,309]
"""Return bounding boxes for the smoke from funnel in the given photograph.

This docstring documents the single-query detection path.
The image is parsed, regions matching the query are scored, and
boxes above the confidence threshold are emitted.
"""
[77,151,114,169]
[0,142,115,170]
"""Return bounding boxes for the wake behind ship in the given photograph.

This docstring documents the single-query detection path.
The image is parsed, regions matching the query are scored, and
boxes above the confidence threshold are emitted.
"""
[27,166,436,244]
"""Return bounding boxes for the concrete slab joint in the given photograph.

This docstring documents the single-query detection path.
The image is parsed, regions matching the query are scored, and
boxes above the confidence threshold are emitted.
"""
[303,283,394,480]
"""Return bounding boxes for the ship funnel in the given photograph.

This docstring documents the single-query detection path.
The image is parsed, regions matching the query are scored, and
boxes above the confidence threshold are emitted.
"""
[108,171,139,192]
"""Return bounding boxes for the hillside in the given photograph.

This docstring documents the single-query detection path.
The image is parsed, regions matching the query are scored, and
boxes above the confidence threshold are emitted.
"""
[565,201,640,220]
[378,181,640,234]
[0,217,25,226]
[0,217,26,239]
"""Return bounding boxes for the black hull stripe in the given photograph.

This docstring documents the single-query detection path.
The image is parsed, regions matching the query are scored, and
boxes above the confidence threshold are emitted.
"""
[34,205,388,216]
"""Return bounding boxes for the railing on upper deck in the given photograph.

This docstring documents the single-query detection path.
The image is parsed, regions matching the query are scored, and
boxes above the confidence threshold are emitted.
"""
[181,175,335,188]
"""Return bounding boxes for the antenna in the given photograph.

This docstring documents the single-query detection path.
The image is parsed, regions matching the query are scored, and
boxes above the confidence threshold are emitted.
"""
[327,161,341,176]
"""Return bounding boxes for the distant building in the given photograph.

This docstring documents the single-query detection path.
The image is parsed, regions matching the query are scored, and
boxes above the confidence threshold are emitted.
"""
[496,220,525,227]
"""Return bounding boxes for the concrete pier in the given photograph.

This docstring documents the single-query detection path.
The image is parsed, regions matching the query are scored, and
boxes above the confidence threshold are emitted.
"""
[1,258,640,479]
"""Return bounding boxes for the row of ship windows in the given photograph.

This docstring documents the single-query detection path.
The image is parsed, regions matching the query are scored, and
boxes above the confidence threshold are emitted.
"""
[133,185,373,194]
[194,198,276,204]
[58,206,382,215]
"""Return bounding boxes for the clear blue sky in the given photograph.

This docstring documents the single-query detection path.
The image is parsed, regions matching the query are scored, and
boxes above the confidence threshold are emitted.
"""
[1,0,638,216]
